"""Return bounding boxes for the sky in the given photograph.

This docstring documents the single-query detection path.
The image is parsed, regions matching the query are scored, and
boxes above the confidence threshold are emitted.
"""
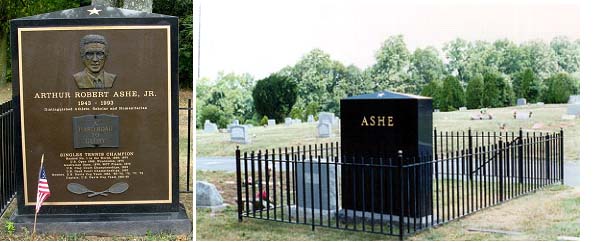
[197,0,579,81]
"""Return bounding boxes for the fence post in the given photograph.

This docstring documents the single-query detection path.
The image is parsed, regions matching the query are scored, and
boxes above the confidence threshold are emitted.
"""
[545,134,550,181]
[398,150,404,241]
[468,128,473,180]
[498,138,504,202]
[235,147,243,222]
[518,128,523,184]
[186,99,192,192]
[560,129,564,185]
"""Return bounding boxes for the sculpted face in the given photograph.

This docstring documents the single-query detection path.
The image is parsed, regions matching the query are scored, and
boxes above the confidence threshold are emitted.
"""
[82,43,107,73]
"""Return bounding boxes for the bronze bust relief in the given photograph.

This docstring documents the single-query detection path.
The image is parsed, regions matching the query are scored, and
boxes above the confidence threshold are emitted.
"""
[73,34,117,89]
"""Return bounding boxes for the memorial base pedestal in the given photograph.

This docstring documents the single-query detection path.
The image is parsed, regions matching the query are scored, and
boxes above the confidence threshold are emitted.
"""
[338,209,434,227]
[289,205,337,219]
[10,206,191,236]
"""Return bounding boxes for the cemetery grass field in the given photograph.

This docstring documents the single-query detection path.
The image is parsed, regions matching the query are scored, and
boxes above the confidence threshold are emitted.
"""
[0,85,194,241]
[197,170,579,241]
[197,103,580,162]
[196,103,580,240]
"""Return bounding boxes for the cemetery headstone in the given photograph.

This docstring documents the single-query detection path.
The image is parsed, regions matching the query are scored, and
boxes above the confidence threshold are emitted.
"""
[318,112,335,125]
[340,91,432,220]
[515,111,531,120]
[458,106,467,111]
[516,98,527,106]
[296,162,337,210]
[230,125,250,144]
[9,5,190,235]
[267,119,276,126]
[204,120,218,133]
[232,119,239,125]
[307,115,315,123]
[536,102,544,106]
[285,117,292,126]
[317,122,332,138]
[567,95,580,116]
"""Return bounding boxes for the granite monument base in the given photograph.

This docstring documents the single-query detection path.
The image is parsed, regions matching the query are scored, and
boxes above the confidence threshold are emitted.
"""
[289,205,337,219]
[337,209,434,227]
[10,205,191,236]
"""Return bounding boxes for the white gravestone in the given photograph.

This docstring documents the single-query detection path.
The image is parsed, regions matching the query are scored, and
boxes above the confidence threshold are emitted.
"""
[293,119,301,124]
[318,112,335,126]
[285,117,292,126]
[203,120,218,133]
[230,125,250,144]
[317,122,332,138]
[267,119,276,126]
[515,111,531,120]
[517,98,527,106]
[307,115,315,123]
[568,95,580,104]
[567,95,580,116]
[459,107,467,111]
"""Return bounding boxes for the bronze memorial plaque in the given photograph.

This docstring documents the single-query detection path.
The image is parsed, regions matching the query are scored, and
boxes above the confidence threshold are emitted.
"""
[17,26,172,206]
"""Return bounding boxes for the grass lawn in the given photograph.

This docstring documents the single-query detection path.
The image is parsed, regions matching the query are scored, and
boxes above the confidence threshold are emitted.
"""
[197,170,579,241]
[0,86,194,241]
[0,83,10,103]
[197,104,579,162]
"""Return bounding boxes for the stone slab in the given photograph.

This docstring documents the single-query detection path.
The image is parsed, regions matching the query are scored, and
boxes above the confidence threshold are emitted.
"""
[10,207,191,236]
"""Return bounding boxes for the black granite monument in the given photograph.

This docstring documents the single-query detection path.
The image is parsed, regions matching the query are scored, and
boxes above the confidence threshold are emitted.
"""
[340,91,433,220]
[9,5,190,235]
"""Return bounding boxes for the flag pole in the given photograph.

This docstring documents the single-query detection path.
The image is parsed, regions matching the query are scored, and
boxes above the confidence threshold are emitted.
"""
[32,154,44,236]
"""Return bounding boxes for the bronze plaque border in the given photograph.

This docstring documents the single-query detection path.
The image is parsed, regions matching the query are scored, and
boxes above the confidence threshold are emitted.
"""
[18,25,173,206]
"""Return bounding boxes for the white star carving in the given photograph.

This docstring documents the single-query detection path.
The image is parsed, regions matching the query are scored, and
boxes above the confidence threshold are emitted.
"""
[88,7,102,15]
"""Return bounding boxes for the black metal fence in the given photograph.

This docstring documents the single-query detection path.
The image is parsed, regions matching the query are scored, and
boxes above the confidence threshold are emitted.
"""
[180,98,193,193]
[0,100,17,217]
[234,129,564,239]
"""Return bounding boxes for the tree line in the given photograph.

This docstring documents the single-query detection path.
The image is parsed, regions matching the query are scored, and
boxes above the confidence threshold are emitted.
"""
[198,35,579,128]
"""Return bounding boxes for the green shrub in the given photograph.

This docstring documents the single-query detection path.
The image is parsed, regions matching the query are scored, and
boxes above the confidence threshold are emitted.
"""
[543,72,579,103]
[421,79,443,109]
[259,115,269,126]
[465,74,484,109]
[252,74,298,122]
[199,104,229,129]
[440,76,465,111]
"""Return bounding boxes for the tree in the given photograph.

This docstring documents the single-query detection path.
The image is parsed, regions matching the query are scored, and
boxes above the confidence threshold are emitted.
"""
[443,38,469,81]
[410,46,444,94]
[196,72,255,126]
[280,49,333,109]
[0,0,80,84]
[199,104,227,128]
[550,36,580,73]
[338,64,371,97]
[493,39,524,76]
[482,70,513,107]
[465,74,484,109]
[519,40,559,80]
[153,0,193,88]
[543,72,578,103]
[369,35,411,91]
[512,68,542,102]
[252,74,298,122]
[420,80,443,110]
[439,76,465,111]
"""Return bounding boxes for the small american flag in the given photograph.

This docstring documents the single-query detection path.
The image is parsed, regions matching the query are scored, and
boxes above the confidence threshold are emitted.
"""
[35,163,51,213]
